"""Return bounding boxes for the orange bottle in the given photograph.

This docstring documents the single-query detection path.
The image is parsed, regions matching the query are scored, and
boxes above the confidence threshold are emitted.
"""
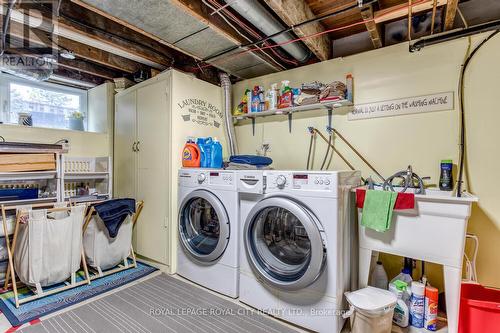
[182,138,200,168]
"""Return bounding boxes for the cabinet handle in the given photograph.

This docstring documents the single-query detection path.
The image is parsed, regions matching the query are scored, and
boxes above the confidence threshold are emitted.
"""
[136,141,140,152]
[132,142,137,152]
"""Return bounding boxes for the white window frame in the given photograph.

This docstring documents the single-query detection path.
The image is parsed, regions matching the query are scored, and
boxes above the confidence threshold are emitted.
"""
[0,73,88,131]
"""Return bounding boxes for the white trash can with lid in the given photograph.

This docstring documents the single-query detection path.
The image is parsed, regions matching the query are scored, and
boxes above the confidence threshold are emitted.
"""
[344,287,397,333]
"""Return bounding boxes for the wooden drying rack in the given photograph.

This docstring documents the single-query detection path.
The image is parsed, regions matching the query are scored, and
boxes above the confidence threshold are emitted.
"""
[1,202,91,308]
[81,200,144,279]
[0,199,144,308]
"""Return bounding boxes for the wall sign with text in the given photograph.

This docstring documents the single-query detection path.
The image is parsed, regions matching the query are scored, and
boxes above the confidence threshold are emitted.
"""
[348,92,454,120]
[178,98,223,128]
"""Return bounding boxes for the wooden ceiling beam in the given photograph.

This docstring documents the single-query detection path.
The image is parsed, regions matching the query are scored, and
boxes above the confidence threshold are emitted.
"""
[51,66,106,86]
[5,19,145,73]
[374,0,448,24]
[264,0,331,61]
[361,4,383,48]
[8,2,165,70]
[444,0,459,30]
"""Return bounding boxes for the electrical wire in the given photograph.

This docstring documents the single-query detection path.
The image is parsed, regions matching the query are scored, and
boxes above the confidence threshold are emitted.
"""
[203,0,297,67]
[198,0,429,70]
[320,132,332,170]
[456,30,500,197]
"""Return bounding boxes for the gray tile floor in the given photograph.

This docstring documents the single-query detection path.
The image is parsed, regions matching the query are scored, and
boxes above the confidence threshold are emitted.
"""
[19,273,299,333]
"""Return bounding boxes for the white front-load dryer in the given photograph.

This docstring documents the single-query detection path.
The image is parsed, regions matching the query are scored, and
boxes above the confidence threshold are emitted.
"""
[237,170,361,333]
[177,168,239,298]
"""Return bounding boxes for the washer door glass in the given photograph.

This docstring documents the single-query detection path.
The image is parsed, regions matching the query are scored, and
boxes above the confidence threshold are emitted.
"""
[245,197,326,290]
[179,190,229,262]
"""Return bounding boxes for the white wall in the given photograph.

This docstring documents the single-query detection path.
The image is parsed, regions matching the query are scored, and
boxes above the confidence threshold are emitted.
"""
[233,34,500,289]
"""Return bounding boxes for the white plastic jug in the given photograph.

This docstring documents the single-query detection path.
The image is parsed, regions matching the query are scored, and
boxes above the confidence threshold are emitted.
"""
[344,287,397,333]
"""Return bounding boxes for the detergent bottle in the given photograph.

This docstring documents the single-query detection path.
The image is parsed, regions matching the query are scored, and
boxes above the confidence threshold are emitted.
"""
[182,137,200,168]
[210,138,223,169]
[278,80,293,109]
[197,137,213,168]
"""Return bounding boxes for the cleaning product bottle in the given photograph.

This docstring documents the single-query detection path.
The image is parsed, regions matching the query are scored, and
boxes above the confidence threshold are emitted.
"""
[182,137,200,168]
[370,261,388,290]
[409,281,425,328]
[269,83,279,110]
[390,267,413,302]
[278,80,293,109]
[251,86,261,113]
[424,285,439,331]
[210,138,223,169]
[439,159,453,191]
[390,280,410,327]
[346,73,353,102]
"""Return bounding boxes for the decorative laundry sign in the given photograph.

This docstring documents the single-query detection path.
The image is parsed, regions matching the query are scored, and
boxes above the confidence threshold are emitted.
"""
[348,92,454,120]
[178,98,223,128]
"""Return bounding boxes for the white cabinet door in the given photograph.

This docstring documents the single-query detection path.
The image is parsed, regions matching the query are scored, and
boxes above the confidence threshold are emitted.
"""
[114,90,137,199]
[135,80,170,265]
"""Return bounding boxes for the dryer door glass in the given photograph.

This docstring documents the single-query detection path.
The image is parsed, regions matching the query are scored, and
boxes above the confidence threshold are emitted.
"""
[179,190,230,262]
[245,197,325,290]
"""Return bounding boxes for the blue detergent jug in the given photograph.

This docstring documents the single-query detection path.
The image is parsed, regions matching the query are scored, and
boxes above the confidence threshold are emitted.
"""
[197,137,213,168]
[210,138,223,169]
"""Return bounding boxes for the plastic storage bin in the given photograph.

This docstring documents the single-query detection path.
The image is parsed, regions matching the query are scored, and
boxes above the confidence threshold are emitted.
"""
[344,287,397,333]
[458,282,500,333]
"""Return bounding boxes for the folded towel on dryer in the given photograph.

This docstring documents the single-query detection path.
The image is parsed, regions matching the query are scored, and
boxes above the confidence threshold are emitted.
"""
[229,155,272,167]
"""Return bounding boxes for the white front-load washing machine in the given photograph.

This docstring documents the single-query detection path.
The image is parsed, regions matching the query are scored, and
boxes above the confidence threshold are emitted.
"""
[237,170,361,333]
[177,168,239,298]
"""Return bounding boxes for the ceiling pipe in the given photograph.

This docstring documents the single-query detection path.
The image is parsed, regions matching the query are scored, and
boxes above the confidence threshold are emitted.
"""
[410,18,500,52]
[224,0,310,62]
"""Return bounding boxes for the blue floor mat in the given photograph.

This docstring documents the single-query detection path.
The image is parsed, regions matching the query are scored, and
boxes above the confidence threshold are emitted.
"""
[0,261,158,327]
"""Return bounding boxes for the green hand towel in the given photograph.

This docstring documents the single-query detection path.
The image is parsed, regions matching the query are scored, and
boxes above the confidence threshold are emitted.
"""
[361,190,398,232]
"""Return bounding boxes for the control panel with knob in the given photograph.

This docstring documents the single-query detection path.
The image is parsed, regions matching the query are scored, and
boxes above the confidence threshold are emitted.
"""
[197,173,207,183]
[275,175,287,189]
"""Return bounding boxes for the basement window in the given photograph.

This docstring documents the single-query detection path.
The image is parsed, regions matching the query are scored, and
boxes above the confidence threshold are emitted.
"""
[0,75,88,131]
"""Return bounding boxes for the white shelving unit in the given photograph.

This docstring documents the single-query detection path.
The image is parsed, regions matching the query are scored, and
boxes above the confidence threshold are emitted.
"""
[61,156,112,203]
[233,99,353,134]
[0,143,62,206]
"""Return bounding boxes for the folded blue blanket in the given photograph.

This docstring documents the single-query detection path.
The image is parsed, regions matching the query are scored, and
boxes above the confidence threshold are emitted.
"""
[229,155,273,166]
[93,198,136,238]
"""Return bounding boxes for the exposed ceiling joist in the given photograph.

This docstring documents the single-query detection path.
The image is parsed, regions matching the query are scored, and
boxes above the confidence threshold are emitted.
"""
[444,0,459,30]
[264,0,331,61]
[374,0,448,24]
[361,4,383,48]
[6,5,165,70]
[5,19,144,74]
[56,58,121,80]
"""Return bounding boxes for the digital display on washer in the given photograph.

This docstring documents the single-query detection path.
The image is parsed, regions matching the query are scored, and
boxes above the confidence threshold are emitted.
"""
[293,174,308,186]
[210,172,220,177]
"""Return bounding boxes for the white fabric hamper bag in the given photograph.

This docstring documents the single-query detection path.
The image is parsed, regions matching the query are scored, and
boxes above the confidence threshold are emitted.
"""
[83,214,133,271]
[14,205,86,289]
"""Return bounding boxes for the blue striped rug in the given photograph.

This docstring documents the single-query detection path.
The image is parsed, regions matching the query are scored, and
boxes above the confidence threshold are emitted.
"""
[0,262,158,327]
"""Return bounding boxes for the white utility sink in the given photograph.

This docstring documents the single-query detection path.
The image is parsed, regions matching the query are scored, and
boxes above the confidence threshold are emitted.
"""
[357,187,478,333]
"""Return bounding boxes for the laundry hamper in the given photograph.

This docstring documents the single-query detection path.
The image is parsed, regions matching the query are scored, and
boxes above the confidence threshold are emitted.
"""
[83,214,133,271]
[13,205,86,289]
[83,200,143,277]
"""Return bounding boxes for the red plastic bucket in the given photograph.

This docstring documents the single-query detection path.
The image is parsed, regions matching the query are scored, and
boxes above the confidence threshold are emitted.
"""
[458,282,500,333]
